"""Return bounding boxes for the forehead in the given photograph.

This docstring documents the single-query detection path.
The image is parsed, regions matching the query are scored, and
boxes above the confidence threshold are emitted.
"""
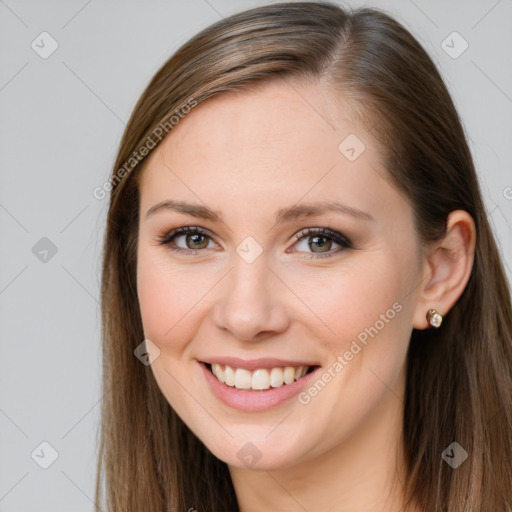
[137,79,398,223]
[156,80,364,167]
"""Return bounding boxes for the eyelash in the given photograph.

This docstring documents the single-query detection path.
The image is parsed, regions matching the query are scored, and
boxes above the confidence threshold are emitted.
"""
[156,226,352,259]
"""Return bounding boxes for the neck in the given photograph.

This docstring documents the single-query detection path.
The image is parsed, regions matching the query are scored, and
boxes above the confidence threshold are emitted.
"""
[229,368,420,512]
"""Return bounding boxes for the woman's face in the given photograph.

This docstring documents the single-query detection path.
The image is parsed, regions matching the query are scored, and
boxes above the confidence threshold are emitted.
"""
[136,79,425,470]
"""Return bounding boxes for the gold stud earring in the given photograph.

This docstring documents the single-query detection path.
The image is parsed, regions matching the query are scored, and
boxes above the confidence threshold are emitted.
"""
[426,308,443,328]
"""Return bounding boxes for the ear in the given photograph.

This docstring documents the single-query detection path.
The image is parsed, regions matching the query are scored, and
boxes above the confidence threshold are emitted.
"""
[413,210,476,330]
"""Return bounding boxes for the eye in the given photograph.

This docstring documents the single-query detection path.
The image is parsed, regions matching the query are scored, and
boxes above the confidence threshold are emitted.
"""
[156,226,218,255]
[156,226,352,259]
[290,227,352,259]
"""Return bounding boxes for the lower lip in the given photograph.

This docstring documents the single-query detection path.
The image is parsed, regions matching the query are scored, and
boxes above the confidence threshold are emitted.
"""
[199,362,321,412]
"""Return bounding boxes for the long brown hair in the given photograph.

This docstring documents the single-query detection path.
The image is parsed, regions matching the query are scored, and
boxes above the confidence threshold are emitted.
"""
[96,2,512,510]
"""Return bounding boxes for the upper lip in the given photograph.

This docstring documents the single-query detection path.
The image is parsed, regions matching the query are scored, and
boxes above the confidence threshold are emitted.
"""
[200,357,319,371]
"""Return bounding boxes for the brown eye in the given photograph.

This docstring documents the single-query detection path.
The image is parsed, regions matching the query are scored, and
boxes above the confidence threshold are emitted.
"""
[292,227,352,259]
[182,233,209,249]
[158,226,216,254]
[308,235,333,253]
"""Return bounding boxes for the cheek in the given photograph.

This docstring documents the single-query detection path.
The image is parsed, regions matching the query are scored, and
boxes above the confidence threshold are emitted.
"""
[136,251,207,416]
[284,254,411,355]
[137,247,195,349]
[283,256,415,447]
[136,246,224,360]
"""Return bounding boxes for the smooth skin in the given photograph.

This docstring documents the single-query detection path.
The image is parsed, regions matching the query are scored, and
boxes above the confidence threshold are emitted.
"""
[136,79,475,512]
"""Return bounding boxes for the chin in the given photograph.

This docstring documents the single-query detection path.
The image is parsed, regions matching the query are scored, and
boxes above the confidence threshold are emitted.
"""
[200,430,314,471]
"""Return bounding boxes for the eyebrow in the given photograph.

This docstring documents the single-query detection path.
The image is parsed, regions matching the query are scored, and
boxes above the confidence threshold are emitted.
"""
[145,199,374,223]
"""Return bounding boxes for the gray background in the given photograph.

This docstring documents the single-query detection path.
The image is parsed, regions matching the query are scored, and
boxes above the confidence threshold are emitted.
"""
[0,0,510,510]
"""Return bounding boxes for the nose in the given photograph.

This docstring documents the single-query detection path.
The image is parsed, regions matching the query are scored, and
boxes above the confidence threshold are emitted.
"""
[212,254,290,342]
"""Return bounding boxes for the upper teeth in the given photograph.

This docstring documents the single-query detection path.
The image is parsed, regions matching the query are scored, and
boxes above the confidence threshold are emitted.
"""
[211,364,309,390]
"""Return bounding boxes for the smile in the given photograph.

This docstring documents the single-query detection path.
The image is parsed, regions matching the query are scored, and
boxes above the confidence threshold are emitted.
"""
[200,359,321,412]
[207,363,314,391]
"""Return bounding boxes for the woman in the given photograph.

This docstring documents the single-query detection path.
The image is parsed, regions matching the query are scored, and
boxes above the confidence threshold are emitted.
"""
[96,2,512,511]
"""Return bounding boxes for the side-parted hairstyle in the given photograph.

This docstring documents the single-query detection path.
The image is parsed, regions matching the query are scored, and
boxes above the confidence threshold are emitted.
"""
[96,2,512,511]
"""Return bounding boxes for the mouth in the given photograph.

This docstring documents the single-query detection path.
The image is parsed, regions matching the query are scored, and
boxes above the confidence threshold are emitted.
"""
[203,362,319,391]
